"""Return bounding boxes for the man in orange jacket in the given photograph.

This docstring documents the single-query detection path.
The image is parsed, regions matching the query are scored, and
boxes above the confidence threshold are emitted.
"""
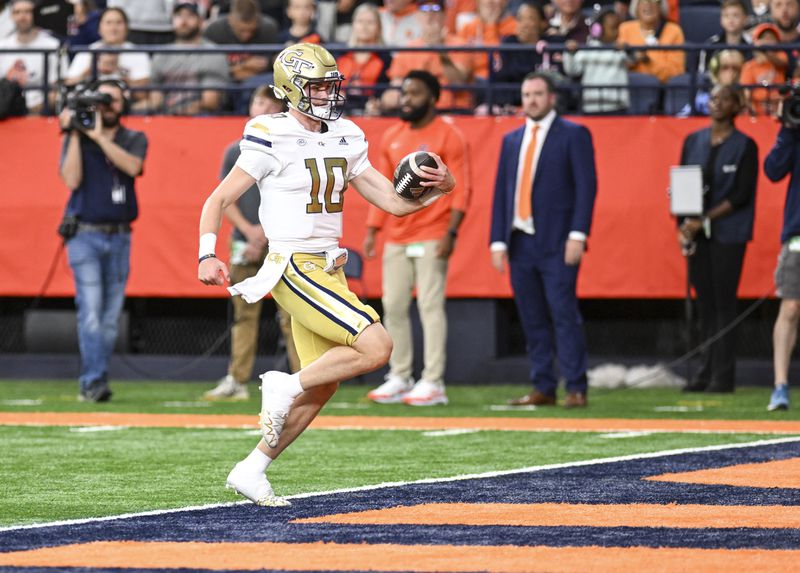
[364,70,470,406]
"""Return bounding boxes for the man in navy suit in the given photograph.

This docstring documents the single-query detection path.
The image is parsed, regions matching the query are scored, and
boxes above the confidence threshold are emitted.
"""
[490,72,597,408]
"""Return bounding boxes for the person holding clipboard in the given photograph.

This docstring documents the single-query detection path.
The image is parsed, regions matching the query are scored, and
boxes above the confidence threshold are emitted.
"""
[676,84,759,393]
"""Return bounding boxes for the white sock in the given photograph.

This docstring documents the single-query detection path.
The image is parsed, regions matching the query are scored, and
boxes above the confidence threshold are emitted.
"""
[285,372,303,397]
[242,447,272,474]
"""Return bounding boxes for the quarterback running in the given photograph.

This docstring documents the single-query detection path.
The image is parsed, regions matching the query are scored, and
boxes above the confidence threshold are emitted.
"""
[197,43,455,506]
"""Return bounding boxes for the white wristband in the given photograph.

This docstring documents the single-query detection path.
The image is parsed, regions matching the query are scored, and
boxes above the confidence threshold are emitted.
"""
[199,232,217,258]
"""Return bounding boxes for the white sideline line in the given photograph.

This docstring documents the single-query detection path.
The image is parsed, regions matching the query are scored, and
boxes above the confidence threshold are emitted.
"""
[3,435,800,533]
[598,431,655,439]
[422,429,481,437]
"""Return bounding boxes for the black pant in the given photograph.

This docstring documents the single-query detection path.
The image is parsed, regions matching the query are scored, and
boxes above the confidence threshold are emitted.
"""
[688,239,747,390]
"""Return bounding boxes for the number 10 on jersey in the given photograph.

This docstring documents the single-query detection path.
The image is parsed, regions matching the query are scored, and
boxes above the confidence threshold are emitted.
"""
[305,157,348,214]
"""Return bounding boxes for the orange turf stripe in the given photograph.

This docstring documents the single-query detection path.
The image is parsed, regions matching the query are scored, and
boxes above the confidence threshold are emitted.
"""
[0,541,797,572]
[295,502,800,529]
[2,412,800,434]
[647,457,800,489]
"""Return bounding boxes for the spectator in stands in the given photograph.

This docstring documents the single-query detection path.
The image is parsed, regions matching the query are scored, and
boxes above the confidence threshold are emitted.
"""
[380,0,419,45]
[382,0,474,111]
[0,1,14,40]
[66,6,151,101]
[678,84,758,394]
[490,71,597,408]
[446,0,476,33]
[686,49,745,116]
[489,0,546,109]
[322,0,371,43]
[748,0,772,29]
[336,3,390,115]
[765,94,800,412]
[204,0,280,112]
[770,0,799,72]
[741,23,787,115]
[614,0,631,23]
[57,79,147,403]
[107,0,174,45]
[0,0,66,113]
[147,2,229,115]
[564,9,631,114]
[67,0,102,47]
[546,0,589,43]
[458,0,516,81]
[211,0,288,30]
[617,0,685,83]
[204,85,300,401]
[278,0,323,44]
[698,0,752,74]
[364,71,469,407]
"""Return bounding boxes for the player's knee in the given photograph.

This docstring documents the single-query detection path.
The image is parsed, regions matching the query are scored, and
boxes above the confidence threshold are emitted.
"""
[358,324,393,370]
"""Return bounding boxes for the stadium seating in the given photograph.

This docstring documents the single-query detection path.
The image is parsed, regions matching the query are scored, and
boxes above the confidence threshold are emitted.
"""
[663,72,697,115]
[679,5,722,43]
[627,72,662,114]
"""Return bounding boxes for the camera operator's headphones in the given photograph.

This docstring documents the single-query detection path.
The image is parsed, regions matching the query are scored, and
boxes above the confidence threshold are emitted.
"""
[87,78,131,115]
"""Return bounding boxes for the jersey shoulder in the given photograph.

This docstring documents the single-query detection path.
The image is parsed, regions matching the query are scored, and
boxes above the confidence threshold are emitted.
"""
[243,113,299,139]
[328,117,367,140]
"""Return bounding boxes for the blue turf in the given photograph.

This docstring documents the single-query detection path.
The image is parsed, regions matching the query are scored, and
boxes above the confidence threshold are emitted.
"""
[2,440,799,557]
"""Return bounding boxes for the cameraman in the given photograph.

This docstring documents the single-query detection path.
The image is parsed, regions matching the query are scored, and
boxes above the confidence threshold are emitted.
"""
[57,80,148,403]
[766,93,800,411]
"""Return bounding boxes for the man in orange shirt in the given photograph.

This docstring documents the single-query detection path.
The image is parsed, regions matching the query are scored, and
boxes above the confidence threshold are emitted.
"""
[364,71,470,406]
[458,0,516,79]
[382,0,475,111]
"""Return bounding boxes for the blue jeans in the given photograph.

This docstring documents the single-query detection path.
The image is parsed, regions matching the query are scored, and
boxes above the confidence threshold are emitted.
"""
[66,230,131,390]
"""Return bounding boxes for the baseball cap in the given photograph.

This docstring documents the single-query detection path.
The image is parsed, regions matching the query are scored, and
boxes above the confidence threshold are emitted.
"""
[751,23,780,41]
[173,2,201,15]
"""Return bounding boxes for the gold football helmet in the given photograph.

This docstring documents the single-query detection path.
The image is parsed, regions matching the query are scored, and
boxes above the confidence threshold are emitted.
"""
[272,43,345,121]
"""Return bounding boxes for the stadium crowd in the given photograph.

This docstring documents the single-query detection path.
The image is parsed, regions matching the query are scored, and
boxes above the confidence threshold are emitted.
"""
[0,0,799,117]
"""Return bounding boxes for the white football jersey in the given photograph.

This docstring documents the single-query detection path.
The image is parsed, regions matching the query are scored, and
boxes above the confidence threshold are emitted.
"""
[234,112,371,253]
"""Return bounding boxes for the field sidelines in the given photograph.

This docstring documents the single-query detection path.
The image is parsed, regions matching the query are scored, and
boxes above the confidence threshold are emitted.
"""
[2,435,799,534]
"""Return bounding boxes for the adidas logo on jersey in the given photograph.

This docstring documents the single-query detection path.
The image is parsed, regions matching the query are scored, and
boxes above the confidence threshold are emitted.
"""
[338,137,348,146]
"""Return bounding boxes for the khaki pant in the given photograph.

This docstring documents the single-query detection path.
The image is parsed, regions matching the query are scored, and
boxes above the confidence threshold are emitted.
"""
[382,241,448,383]
[229,263,300,382]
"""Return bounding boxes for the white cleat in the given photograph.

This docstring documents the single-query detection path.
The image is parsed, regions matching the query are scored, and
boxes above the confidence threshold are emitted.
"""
[226,462,291,507]
[402,379,449,406]
[367,374,414,404]
[259,371,293,448]
[204,375,250,401]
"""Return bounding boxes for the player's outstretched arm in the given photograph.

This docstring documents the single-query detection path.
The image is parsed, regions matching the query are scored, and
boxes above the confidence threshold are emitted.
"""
[198,166,257,286]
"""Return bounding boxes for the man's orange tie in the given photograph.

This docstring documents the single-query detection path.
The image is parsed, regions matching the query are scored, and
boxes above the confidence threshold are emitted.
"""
[517,125,539,221]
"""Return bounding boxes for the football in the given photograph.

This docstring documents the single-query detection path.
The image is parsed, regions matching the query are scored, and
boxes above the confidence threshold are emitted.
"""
[392,151,439,201]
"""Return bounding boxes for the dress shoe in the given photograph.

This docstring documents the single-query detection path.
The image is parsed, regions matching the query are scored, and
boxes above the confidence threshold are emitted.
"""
[682,380,709,393]
[563,392,587,408]
[508,391,556,406]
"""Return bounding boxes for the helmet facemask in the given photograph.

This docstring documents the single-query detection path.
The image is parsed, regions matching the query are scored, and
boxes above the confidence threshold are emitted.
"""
[294,74,345,121]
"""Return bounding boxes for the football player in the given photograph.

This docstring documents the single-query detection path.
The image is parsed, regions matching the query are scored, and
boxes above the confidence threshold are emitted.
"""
[197,43,455,506]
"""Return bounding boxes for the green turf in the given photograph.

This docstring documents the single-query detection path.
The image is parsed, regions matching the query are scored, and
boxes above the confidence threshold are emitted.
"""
[0,379,797,420]
[1,379,798,528]
[0,424,780,527]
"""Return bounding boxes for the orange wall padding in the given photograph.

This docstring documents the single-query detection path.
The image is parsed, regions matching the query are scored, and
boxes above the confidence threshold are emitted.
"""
[0,115,786,299]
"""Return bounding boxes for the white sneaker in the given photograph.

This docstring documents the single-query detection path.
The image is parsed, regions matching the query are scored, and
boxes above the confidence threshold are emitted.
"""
[402,379,448,406]
[367,374,414,404]
[259,371,294,449]
[204,375,250,401]
[225,462,290,507]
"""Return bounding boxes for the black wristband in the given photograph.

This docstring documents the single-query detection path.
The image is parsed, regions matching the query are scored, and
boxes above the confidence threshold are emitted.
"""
[198,253,217,263]
[447,229,458,238]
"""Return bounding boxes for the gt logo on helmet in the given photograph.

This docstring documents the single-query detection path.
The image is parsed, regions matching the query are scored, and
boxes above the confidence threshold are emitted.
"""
[279,50,315,74]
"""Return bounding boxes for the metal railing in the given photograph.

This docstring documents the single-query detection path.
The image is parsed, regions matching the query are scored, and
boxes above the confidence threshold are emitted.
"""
[2,42,798,116]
